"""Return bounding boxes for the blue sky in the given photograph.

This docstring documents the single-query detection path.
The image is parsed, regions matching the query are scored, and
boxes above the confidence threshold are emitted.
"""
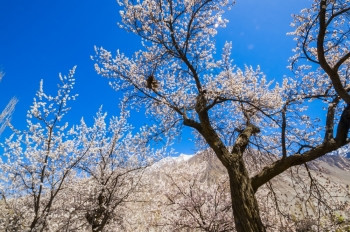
[0,0,308,154]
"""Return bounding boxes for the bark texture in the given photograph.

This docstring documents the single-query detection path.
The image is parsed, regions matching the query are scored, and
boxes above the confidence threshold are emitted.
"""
[227,155,266,232]
[190,93,266,231]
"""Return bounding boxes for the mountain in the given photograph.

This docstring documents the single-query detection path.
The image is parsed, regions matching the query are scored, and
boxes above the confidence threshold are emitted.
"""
[131,150,350,231]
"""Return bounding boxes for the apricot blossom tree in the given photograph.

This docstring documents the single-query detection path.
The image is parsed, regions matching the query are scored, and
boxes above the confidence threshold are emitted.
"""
[0,68,163,231]
[94,0,350,231]
[60,108,162,231]
[0,68,80,231]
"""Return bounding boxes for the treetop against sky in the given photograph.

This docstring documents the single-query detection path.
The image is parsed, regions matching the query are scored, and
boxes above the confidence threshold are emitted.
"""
[1,0,350,231]
[1,0,308,153]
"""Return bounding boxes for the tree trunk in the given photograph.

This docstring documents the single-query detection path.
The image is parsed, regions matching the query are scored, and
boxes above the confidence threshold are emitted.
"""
[193,96,265,231]
[196,135,265,230]
[226,156,266,232]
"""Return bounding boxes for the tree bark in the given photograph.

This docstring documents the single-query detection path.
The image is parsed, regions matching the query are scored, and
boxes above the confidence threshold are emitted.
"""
[227,154,266,232]
[204,143,266,232]
[194,106,265,231]
[192,94,265,231]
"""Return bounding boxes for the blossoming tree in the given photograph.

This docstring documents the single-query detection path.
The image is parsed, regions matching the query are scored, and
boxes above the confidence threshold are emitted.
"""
[0,67,164,231]
[94,0,350,230]
[59,108,163,231]
[0,68,80,231]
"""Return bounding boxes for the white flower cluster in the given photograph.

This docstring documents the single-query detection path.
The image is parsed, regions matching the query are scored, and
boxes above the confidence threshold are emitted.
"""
[0,68,163,231]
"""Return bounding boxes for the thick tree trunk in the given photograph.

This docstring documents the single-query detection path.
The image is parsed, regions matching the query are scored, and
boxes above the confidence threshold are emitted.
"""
[193,95,265,231]
[86,210,109,232]
[227,157,266,232]
[196,135,265,230]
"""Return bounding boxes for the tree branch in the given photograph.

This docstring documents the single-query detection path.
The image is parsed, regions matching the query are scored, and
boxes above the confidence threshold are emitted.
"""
[251,139,347,193]
[231,124,260,155]
[317,0,350,104]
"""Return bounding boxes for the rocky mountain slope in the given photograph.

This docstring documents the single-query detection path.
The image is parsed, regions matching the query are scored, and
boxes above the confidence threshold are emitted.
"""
[122,150,350,231]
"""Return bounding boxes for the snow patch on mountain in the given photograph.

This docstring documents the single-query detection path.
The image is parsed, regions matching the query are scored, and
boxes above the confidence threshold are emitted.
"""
[175,153,194,162]
[150,153,194,169]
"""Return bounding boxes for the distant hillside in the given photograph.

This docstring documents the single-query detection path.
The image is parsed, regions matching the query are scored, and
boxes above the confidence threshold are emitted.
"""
[122,150,350,231]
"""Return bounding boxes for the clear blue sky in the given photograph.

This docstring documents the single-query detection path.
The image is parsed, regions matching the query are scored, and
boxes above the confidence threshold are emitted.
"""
[0,0,308,154]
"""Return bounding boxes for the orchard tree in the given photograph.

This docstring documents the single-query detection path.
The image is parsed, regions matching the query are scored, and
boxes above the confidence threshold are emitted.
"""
[0,67,83,231]
[59,108,163,231]
[0,67,164,231]
[94,0,350,231]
